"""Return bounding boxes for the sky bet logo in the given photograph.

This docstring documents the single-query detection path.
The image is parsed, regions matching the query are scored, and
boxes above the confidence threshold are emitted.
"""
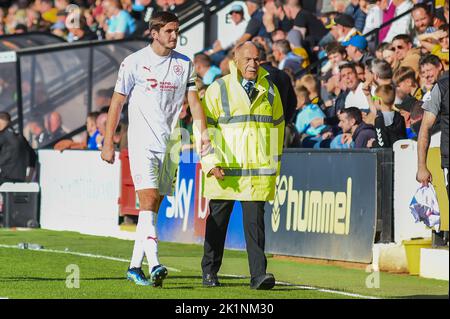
[269,176,352,235]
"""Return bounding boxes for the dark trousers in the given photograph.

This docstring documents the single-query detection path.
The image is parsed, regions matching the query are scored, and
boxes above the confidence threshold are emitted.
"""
[201,200,267,279]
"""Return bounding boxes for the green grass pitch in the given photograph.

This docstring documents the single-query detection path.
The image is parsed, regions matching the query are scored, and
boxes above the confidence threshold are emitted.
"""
[0,229,447,299]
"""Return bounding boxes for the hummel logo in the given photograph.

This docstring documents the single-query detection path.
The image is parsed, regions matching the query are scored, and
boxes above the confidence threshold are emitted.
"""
[376,128,384,147]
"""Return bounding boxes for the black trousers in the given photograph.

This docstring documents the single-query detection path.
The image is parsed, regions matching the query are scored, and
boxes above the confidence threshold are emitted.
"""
[201,200,267,279]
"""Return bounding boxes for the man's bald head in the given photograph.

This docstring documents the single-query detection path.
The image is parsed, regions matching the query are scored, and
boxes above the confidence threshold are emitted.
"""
[234,41,260,81]
[49,112,62,133]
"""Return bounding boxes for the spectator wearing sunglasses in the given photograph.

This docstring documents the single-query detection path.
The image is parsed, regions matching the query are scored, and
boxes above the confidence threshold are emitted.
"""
[391,34,421,76]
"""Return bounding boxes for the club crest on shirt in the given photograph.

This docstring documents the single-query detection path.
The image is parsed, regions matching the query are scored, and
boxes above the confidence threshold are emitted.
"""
[173,64,184,76]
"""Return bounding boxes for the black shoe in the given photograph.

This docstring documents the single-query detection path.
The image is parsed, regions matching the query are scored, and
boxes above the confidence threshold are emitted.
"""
[202,273,221,287]
[250,273,275,290]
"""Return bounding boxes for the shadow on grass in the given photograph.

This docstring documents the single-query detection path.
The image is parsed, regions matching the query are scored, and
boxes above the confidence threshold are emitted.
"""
[168,276,248,280]
[0,277,125,282]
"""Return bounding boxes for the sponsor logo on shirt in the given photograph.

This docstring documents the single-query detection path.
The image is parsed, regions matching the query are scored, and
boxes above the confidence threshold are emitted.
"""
[145,79,178,92]
[147,78,158,89]
[160,81,178,91]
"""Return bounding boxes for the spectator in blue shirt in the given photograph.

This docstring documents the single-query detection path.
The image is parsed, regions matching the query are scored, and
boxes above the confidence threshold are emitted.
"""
[86,112,100,150]
[294,86,329,148]
[104,0,137,39]
[194,54,222,86]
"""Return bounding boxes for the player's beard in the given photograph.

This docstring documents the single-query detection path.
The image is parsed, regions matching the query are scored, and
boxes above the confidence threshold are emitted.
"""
[166,39,177,50]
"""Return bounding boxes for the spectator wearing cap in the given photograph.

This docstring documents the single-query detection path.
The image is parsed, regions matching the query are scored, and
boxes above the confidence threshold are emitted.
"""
[327,13,361,43]
[103,0,136,40]
[343,34,372,64]
[345,0,367,32]
[392,34,421,76]
[194,54,222,86]
[393,66,424,101]
[236,0,270,44]
[206,4,248,65]
[383,0,414,43]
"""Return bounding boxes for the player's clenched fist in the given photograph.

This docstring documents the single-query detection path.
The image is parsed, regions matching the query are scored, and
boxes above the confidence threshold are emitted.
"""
[101,144,115,164]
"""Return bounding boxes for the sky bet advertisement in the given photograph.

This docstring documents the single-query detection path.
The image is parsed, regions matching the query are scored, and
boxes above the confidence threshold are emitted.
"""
[154,150,377,263]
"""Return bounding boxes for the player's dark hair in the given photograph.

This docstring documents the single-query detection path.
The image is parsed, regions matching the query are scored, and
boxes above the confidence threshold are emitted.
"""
[149,11,179,33]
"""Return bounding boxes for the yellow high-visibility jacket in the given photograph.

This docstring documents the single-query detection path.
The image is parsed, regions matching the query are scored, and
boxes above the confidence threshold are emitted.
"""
[200,61,285,201]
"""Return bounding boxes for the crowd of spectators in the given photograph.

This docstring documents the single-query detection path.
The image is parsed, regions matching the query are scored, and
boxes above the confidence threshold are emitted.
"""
[0,0,188,40]
[1,0,449,152]
[189,0,449,150]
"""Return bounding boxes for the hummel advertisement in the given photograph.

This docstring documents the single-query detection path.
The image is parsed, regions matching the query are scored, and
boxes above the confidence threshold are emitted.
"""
[265,150,379,263]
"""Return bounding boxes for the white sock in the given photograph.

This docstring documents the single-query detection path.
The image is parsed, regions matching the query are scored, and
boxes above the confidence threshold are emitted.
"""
[129,210,160,273]
[143,211,160,273]
[129,212,147,269]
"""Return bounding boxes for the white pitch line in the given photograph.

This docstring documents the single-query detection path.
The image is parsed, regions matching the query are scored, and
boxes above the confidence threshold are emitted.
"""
[0,244,379,299]
[218,274,380,299]
[0,244,180,273]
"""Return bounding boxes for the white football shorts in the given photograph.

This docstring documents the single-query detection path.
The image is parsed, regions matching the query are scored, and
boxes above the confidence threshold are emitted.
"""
[128,145,179,195]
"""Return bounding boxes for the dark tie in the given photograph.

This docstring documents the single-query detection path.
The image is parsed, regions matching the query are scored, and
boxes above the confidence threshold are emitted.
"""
[244,81,254,98]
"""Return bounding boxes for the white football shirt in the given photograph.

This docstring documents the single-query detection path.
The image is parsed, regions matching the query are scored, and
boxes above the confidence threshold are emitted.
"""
[115,45,197,153]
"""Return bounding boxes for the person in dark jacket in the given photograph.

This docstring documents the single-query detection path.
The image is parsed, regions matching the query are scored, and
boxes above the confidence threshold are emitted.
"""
[254,42,298,147]
[0,112,36,184]
[338,107,376,148]
[370,84,407,148]
[256,43,297,123]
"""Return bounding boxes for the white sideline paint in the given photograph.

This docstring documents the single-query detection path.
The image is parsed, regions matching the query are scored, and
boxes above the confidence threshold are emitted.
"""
[0,244,379,299]
[0,244,180,273]
[218,274,380,299]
